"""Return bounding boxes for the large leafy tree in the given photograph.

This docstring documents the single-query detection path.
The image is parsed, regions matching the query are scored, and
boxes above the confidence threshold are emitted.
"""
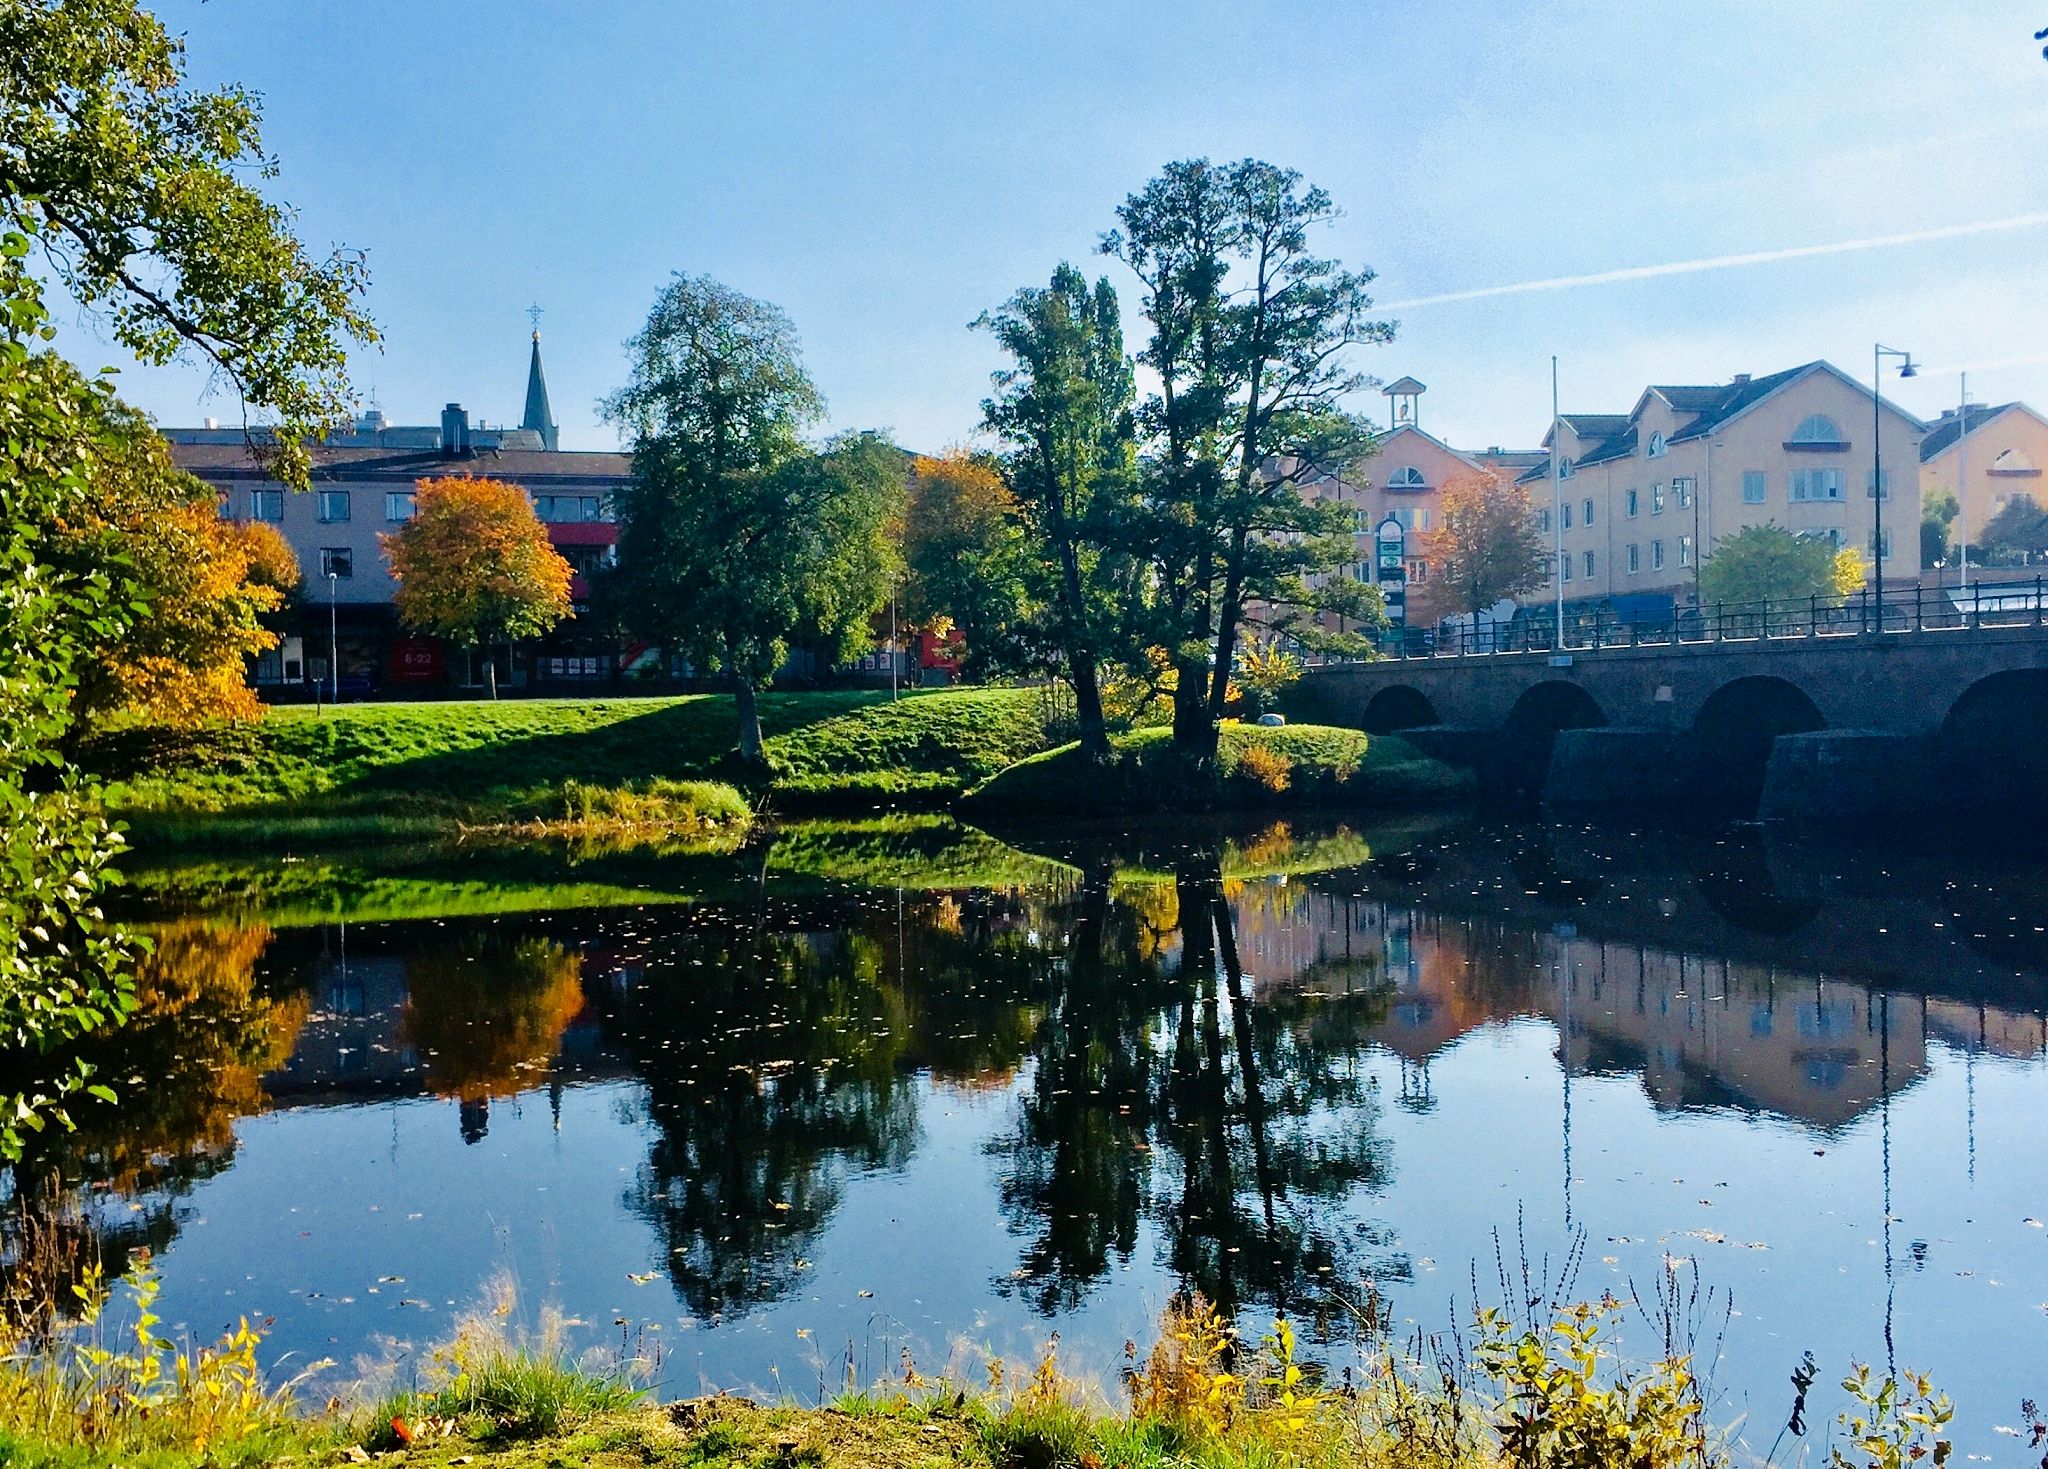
[1,0,376,488]
[1416,471,1552,621]
[977,264,1140,760]
[1921,487,1959,569]
[382,476,574,699]
[604,275,896,763]
[1700,523,1865,607]
[1102,158,1393,759]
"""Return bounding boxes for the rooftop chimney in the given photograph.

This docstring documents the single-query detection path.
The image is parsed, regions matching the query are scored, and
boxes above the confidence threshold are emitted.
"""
[441,403,470,456]
[1731,373,1752,386]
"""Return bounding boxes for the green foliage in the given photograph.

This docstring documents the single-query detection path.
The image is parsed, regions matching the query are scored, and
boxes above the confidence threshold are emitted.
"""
[1235,641,1304,719]
[0,0,375,489]
[963,723,1469,818]
[1830,1364,1953,1469]
[1102,157,1395,751]
[901,451,1041,681]
[1700,522,1865,608]
[1473,1299,1710,1469]
[1921,488,1959,567]
[549,778,752,838]
[1977,492,2048,567]
[603,276,899,760]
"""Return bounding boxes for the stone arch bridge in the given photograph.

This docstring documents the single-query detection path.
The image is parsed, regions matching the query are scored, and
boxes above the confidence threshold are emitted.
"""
[1288,623,2048,821]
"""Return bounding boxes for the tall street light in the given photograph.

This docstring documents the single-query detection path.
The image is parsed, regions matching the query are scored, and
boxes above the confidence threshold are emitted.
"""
[1872,343,1916,632]
[328,569,340,704]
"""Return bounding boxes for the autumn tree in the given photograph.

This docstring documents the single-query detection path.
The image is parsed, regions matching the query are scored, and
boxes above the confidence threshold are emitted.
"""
[604,274,898,763]
[1699,523,1865,606]
[1415,471,1552,621]
[977,265,1140,757]
[901,450,1037,680]
[1921,487,1960,568]
[1102,158,1393,759]
[382,477,574,699]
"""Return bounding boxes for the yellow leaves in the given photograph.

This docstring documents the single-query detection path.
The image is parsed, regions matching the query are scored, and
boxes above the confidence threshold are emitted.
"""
[383,476,574,644]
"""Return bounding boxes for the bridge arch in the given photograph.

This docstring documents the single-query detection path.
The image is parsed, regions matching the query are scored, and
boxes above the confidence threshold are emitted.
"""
[1691,675,1827,812]
[1361,684,1439,733]
[1499,681,1607,801]
[1940,670,2048,816]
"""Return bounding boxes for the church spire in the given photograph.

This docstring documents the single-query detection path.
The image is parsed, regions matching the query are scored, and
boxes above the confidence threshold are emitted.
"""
[522,315,558,451]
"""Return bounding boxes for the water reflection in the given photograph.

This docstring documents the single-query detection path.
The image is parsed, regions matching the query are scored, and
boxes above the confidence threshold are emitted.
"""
[7,816,2047,1438]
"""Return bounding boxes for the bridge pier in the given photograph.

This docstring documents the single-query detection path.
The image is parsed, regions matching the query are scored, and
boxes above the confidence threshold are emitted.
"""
[1760,731,1929,826]
[1545,728,1692,810]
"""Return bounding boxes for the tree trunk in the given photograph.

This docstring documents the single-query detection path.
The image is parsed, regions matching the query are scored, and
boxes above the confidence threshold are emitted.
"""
[1070,649,1111,761]
[486,648,498,701]
[734,678,764,764]
[1172,654,1213,759]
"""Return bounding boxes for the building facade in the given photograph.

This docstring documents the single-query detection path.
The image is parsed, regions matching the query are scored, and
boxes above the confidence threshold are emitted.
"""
[1918,399,2048,571]
[1517,361,1925,616]
[164,333,631,695]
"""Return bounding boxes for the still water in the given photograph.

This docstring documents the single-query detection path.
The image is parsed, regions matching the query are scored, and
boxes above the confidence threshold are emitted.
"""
[21,816,2048,1455]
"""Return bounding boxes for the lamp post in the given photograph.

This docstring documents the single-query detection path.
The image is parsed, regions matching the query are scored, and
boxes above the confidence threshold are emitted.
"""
[1550,356,1563,647]
[328,570,339,704]
[1872,343,1917,632]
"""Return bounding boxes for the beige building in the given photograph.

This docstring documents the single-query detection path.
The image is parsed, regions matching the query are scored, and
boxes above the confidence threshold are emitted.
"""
[1918,400,2048,570]
[1516,360,1925,613]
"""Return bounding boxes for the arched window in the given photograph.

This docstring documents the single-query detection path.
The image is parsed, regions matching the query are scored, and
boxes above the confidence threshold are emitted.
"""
[1992,447,2039,475]
[1789,414,1844,444]
[1647,432,1668,458]
[1386,466,1428,491]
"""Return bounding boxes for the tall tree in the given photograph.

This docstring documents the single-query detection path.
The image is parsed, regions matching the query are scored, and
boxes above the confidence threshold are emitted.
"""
[383,476,574,699]
[1978,492,2048,567]
[1416,471,1552,621]
[977,264,1139,760]
[604,275,896,763]
[1102,158,1393,759]
[1921,487,1960,569]
[1700,523,1865,606]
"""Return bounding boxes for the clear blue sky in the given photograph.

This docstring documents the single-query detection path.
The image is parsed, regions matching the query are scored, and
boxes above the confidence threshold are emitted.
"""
[66,1,2048,456]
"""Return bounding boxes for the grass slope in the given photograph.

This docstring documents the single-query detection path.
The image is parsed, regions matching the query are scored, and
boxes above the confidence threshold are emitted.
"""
[102,688,1054,844]
[963,722,1471,819]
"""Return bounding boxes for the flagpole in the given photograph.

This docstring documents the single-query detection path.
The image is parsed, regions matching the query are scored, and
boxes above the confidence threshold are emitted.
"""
[1957,372,1969,593]
[1552,356,1564,646]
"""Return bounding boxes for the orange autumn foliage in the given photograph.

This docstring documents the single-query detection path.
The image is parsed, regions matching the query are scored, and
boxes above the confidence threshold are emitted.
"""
[402,936,585,1102]
[382,476,574,651]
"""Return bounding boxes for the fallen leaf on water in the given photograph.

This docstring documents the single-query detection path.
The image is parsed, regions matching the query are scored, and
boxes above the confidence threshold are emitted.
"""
[627,1272,658,1286]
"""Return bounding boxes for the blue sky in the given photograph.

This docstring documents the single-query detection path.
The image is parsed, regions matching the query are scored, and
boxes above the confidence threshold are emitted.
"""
[63,1,2048,456]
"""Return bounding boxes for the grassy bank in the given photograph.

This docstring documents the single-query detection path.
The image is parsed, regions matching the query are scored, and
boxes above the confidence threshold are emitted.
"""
[963,722,1471,819]
[96,688,1056,846]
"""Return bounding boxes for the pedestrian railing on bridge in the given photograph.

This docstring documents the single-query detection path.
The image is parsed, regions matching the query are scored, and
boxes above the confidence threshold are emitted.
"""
[1327,578,2048,661]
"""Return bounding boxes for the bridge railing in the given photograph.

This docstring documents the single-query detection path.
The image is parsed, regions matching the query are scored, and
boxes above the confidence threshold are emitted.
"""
[1343,577,2048,661]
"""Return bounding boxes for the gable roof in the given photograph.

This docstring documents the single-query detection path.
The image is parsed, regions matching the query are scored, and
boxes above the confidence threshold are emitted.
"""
[1371,422,1487,476]
[1918,401,2045,462]
[1667,360,1924,444]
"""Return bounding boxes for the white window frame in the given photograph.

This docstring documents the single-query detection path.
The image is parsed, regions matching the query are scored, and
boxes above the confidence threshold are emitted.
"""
[319,546,353,579]
[384,490,416,522]
[1790,414,1844,444]
[1626,543,1640,575]
[1741,470,1767,505]
[317,488,351,523]
[1651,539,1665,571]
[1790,468,1845,502]
[250,488,284,522]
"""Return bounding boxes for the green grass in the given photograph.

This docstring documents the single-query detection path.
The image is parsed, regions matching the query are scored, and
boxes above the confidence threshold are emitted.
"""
[962,722,1472,819]
[95,688,1057,846]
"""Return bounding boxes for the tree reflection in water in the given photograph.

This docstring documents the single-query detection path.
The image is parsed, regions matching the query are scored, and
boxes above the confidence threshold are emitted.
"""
[401,934,585,1141]
[0,919,305,1335]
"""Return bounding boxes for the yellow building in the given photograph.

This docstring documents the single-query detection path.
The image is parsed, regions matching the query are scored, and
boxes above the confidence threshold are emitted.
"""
[1917,400,2048,572]
[1515,361,1925,614]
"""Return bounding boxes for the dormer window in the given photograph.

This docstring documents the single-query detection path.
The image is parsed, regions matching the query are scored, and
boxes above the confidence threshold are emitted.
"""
[1647,432,1668,458]
[1558,457,1574,479]
[1386,466,1428,492]
[1787,414,1846,449]
[1991,448,2041,477]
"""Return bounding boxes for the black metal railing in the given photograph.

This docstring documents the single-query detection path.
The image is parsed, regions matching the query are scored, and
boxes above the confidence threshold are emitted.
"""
[1324,577,2048,661]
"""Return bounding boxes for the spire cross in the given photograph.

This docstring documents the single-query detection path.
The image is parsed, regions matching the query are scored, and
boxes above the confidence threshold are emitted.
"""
[526,302,543,334]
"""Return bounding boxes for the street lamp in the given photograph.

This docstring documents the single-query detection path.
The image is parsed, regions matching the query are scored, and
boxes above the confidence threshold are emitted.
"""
[328,570,339,704]
[1872,343,1916,631]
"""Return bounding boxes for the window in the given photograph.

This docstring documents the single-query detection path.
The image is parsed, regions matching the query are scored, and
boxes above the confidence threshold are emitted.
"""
[1675,477,1694,509]
[1790,414,1844,445]
[1558,457,1575,479]
[1651,539,1665,571]
[1679,535,1693,567]
[1800,527,1844,549]
[1871,528,1891,558]
[1626,488,1639,518]
[1651,483,1666,515]
[1538,508,1552,533]
[1385,466,1427,491]
[1583,550,1595,578]
[1626,543,1640,574]
[385,490,415,521]
[1582,497,1595,525]
[317,489,351,522]
[1561,502,1573,530]
[1741,470,1767,504]
[1390,506,1433,531]
[1647,431,1668,458]
[249,488,284,521]
[319,547,353,579]
[1790,468,1845,502]
[1405,557,1429,583]
[1560,552,1573,583]
[214,488,231,518]
[1865,468,1891,500]
[559,544,611,576]
[1992,447,2039,475]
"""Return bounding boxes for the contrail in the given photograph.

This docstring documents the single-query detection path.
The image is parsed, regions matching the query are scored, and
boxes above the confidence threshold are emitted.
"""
[1379,212,2048,311]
